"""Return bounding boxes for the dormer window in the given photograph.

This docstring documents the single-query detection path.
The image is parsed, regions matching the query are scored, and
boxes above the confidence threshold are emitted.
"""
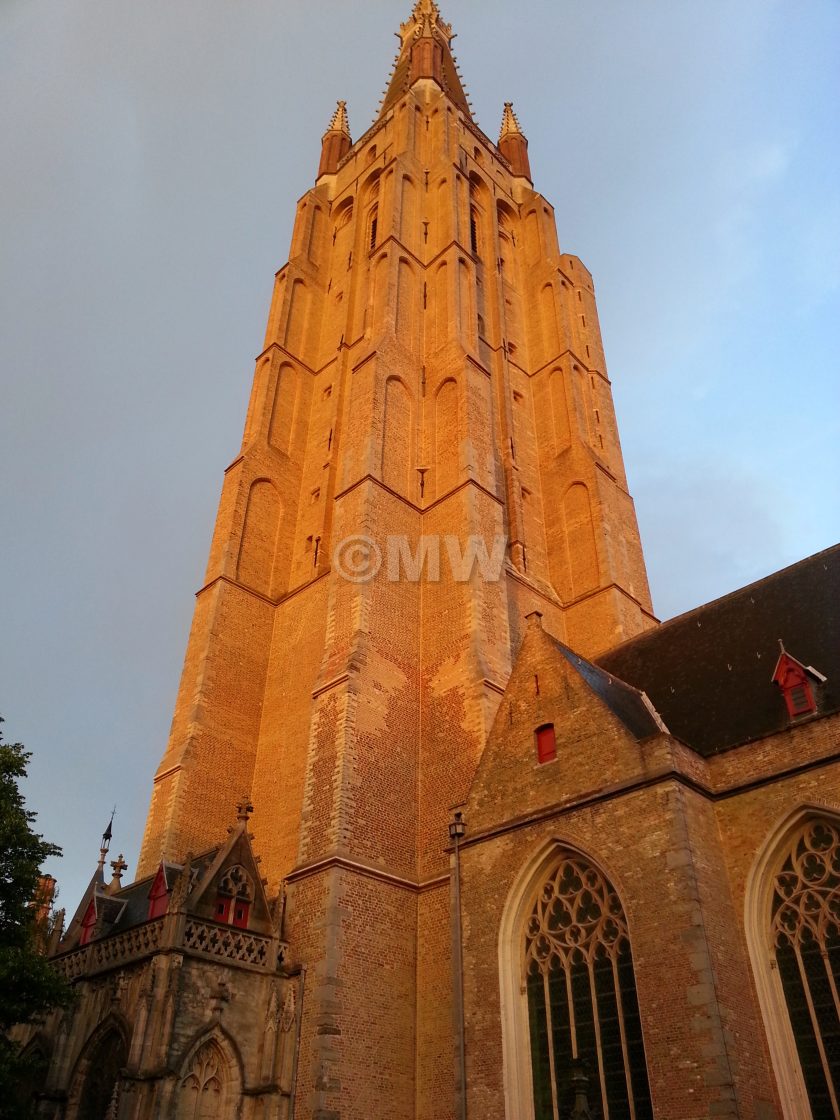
[79,899,96,946]
[772,645,823,720]
[535,723,557,764]
[147,864,169,920]
[785,680,815,718]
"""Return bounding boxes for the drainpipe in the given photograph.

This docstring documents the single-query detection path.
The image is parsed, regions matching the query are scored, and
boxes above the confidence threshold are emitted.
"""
[449,811,467,1120]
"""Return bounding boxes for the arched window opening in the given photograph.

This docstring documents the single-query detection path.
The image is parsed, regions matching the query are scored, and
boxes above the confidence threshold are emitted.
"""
[214,864,254,930]
[771,819,840,1114]
[524,853,652,1119]
[14,1041,49,1116]
[334,198,354,235]
[470,207,479,256]
[76,1027,127,1120]
[176,1039,231,1120]
[368,205,379,252]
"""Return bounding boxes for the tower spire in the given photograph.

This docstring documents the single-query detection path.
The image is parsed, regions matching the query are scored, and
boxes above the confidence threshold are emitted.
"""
[499,101,523,141]
[378,1,472,121]
[325,99,350,139]
[317,99,352,179]
[498,101,532,181]
[96,808,115,872]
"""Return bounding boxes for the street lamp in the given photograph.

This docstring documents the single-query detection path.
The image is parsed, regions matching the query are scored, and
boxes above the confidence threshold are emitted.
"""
[448,810,466,841]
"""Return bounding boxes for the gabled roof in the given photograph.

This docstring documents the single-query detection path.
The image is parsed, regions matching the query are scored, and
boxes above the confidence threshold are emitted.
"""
[598,544,840,755]
[550,638,664,742]
[55,799,280,955]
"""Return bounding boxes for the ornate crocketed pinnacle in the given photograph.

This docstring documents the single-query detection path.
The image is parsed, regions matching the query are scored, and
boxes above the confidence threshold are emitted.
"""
[499,101,525,142]
[399,0,453,47]
[325,99,351,139]
[236,793,254,822]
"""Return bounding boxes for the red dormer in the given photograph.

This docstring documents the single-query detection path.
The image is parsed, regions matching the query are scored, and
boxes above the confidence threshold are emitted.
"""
[772,645,825,719]
[147,863,170,920]
[79,898,97,946]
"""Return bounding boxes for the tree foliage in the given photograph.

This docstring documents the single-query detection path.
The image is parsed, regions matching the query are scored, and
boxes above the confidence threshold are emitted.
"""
[0,717,73,1112]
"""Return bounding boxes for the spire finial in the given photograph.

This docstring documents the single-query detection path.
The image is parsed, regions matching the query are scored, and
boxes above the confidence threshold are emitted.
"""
[97,807,115,870]
[499,101,524,142]
[399,0,453,48]
[379,2,470,123]
[326,99,351,140]
[236,793,254,823]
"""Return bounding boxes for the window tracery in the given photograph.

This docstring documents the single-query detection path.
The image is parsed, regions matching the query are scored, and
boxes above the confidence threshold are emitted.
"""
[176,1040,229,1120]
[771,819,840,1116]
[214,865,253,928]
[524,852,652,1120]
[217,865,253,900]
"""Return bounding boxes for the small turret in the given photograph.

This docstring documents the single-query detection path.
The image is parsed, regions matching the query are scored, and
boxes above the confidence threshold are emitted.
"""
[498,101,532,182]
[317,100,352,179]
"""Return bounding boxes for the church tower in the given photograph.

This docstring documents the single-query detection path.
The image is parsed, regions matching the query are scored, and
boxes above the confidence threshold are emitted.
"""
[136,3,655,1115]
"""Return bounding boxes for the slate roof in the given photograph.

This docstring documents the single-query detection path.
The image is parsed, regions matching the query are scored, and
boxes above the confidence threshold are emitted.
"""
[550,639,663,741]
[597,544,840,756]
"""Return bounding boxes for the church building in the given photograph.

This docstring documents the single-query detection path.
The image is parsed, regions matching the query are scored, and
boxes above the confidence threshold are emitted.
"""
[17,3,840,1118]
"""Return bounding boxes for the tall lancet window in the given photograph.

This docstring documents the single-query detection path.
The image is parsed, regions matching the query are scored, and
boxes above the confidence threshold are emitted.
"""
[524,852,652,1119]
[772,819,840,1116]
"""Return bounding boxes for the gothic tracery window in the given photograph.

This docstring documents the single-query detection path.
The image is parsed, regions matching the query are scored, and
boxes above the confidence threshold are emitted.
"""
[772,819,840,1117]
[177,1040,229,1120]
[213,864,253,928]
[524,852,652,1120]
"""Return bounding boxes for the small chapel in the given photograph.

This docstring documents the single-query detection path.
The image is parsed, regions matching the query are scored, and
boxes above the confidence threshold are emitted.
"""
[15,4,840,1118]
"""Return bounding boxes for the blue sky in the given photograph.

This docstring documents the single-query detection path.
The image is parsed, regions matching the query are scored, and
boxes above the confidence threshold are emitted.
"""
[1,0,838,912]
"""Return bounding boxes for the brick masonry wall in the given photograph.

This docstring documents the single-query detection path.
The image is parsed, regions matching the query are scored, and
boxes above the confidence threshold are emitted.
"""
[136,49,660,1119]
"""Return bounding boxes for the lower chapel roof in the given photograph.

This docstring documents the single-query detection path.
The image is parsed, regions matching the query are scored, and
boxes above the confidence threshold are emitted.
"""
[596,543,840,756]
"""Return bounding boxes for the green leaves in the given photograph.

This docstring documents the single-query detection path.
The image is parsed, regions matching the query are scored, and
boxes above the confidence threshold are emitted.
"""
[0,718,73,1115]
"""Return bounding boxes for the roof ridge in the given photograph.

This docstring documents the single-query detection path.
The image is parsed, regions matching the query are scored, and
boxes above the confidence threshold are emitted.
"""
[600,542,840,660]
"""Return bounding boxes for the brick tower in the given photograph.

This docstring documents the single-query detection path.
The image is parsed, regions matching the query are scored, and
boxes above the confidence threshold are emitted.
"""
[137,2,655,1115]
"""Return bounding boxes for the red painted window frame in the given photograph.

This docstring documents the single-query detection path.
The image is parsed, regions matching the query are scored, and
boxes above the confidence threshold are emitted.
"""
[536,723,557,764]
[147,867,169,920]
[232,901,251,929]
[213,895,232,923]
[79,900,96,946]
[784,679,815,718]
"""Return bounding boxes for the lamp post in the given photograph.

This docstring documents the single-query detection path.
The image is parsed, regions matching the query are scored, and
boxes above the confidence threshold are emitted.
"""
[449,811,467,1120]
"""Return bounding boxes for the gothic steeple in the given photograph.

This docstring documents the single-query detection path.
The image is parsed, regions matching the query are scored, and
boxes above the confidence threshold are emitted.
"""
[317,99,352,179]
[378,0,473,120]
[498,101,532,181]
